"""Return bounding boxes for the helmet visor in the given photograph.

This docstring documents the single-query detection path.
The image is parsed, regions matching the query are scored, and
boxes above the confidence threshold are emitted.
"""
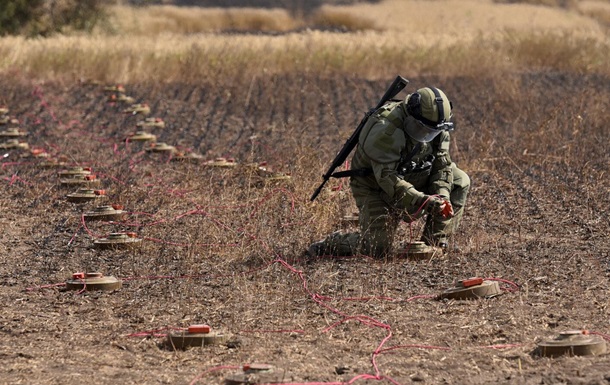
[405,117,451,142]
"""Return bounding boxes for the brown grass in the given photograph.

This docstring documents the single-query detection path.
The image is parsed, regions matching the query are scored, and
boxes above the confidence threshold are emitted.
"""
[0,0,607,83]
[0,69,608,384]
[108,6,301,34]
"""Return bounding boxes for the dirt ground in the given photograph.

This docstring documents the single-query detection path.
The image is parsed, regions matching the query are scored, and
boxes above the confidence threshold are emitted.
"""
[0,71,609,385]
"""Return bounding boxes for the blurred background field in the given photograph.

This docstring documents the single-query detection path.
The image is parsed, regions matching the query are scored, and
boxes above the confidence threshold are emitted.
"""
[0,0,608,82]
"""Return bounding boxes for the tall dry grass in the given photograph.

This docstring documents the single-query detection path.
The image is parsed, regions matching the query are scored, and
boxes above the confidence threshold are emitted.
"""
[0,0,608,82]
[107,6,302,35]
[1,29,607,83]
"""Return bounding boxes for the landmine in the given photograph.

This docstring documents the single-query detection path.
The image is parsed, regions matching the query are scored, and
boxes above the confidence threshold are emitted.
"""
[203,157,238,168]
[254,165,292,185]
[0,115,19,126]
[93,232,142,250]
[83,205,127,222]
[103,85,126,93]
[395,241,442,260]
[242,162,291,179]
[126,131,156,142]
[107,93,135,104]
[171,151,204,163]
[59,174,101,187]
[24,148,49,159]
[225,364,290,385]
[65,272,122,292]
[146,142,176,154]
[165,324,228,350]
[39,159,68,169]
[123,103,151,116]
[136,117,165,128]
[58,167,92,178]
[438,277,503,300]
[66,188,107,204]
[0,116,19,126]
[0,106,8,115]
[0,128,28,138]
[0,139,29,150]
[115,94,135,104]
[537,330,607,358]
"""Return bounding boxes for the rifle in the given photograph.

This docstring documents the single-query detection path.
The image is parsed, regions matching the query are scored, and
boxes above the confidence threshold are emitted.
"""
[310,75,409,202]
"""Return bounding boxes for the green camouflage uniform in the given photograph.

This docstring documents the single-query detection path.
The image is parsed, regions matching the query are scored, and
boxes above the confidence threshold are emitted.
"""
[316,100,470,257]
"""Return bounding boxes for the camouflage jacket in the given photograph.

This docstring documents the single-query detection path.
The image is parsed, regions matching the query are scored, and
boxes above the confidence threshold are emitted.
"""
[350,101,454,209]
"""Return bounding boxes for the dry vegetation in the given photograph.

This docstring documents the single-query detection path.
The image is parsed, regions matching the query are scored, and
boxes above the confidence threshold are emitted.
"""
[0,1,609,384]
[0,0,608,83]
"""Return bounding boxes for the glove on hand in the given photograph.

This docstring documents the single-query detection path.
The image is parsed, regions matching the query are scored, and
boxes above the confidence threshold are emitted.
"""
[423,195,454,219]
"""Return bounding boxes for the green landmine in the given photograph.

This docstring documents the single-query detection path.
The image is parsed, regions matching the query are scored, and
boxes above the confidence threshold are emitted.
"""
[203,157,238,168]
[0,116,19,126]
[38,158,68,169]
[83,205,127,222]
[103,85,126,93]
[136,117,165,128]
[126,131,156,142]
[0,139,29,150]
[146,142,176,153]
[66,188,107,204]
[394,241,442,260]
[438,278,503,300]
[165,325,229,350]
[243,164,292,187]
[0,128,28,138]
[65,272,122,292]
[93,232,143,250]
[537,330,608,358]
[123,103,151,116]
[20,148,49,159]
[108,93,136,104]
[59,174,101,187]
[57,166,92,178]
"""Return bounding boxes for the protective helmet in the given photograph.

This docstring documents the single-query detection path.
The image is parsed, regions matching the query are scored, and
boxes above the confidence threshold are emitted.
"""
[405,87,454,142]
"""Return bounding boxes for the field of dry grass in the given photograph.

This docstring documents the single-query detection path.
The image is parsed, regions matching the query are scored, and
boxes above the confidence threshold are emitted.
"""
[0,1,609,385]
[0,0,608,83]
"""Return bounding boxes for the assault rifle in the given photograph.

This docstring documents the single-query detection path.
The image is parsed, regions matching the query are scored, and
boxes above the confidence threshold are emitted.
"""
[310,75,409,202]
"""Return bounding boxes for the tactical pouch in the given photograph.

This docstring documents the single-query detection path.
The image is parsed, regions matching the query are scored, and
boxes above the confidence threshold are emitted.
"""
[398,154,435,189]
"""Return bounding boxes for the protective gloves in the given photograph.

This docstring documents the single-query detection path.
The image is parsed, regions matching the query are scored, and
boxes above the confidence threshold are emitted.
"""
[423,195,454,219]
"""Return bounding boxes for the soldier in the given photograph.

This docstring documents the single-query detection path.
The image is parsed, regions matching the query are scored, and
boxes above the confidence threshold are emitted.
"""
[308,86,470,258]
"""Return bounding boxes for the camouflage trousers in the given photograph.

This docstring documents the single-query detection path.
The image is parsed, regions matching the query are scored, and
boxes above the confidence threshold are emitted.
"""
[316,163,470,258]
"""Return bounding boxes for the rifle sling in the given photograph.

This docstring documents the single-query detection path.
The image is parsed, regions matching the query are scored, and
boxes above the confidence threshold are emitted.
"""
[331,169,372,178]
[331,142,422,179]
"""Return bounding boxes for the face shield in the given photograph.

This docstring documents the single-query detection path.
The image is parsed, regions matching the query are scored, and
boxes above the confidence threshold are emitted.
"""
[404,116,454,143]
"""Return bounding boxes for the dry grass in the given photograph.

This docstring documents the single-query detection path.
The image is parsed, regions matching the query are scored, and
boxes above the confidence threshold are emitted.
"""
[1,28,608,84]
[578,0,610,31]
[107,6,301,34]
[328,0,605,36]
[0,0,608,82]
[0,69,608,384]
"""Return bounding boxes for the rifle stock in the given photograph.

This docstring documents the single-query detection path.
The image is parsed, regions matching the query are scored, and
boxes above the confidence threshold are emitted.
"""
[310,76,409,202]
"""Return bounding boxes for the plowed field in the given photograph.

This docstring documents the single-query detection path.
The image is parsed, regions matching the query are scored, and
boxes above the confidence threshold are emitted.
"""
[0,71,609,385]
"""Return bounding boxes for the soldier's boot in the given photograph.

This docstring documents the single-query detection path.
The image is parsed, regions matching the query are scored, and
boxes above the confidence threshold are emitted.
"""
[307,240,326,257]
[421,214,450,253]
[307,231,360,257]
[421,204,465,253]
